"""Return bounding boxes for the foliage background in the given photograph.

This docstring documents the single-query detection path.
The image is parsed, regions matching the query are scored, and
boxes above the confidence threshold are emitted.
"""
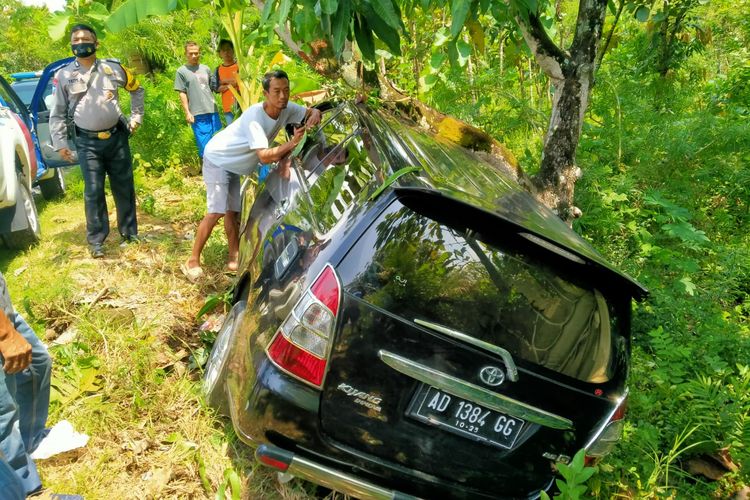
[1,0,748,497]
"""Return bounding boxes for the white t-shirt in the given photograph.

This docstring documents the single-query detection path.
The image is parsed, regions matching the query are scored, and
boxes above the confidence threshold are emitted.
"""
[204,102,307,175]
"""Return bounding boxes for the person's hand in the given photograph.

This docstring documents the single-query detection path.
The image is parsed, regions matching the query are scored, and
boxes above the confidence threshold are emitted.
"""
[218,84,229,92]
[129,120,140,134]
[185,112,195,124]
[59,148,75,162]
[291,125,305,145]
[305,108,322,129]
[0,328,32,374]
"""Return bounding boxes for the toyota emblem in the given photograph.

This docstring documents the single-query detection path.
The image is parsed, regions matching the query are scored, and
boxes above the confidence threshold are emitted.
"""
[479,366,506,387]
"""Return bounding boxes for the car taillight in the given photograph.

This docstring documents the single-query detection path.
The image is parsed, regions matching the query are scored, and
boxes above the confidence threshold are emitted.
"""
[584,394,627,466]
[266,264,340,388]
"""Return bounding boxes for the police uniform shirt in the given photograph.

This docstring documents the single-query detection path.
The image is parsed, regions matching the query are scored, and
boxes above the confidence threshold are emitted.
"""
[49,58,145,151]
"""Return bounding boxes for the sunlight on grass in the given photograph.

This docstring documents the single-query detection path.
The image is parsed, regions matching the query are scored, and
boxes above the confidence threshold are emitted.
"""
[0,169,322,499]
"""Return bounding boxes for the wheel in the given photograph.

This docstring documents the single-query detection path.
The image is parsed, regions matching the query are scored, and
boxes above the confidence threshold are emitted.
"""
[38,167,65,200]
[1,177,40,249]
[203,301,246,415]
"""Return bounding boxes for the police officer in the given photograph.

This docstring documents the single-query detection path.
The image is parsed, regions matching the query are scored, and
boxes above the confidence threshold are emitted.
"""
[50,24,144,258]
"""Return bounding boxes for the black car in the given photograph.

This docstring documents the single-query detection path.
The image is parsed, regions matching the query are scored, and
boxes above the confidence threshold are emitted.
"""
[203,101,647,499]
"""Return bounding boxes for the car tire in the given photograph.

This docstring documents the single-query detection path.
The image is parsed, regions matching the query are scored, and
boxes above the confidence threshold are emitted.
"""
[203,301,246,416]
[39,167,65,200]
[2,175,40,249]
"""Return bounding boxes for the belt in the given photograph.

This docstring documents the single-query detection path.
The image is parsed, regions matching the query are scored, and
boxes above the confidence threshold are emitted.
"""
[75,124,119,140]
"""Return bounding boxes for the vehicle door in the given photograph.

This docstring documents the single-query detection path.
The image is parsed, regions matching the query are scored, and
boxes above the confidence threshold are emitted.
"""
[0,75,44,177]
[29,57,77,169]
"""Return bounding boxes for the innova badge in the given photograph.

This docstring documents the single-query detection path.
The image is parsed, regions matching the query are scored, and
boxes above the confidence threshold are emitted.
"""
[479,366,506,387]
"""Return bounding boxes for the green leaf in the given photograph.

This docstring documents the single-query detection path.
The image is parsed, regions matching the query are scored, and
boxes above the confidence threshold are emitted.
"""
[368,0,402,30]
[354,14,376,61]
[260,0,276,25]
[290,76,321,95]
[331,0,351,54]
[634,5,650,22]
[456,39,471,66]
[661,221,710,246]
[291,131,308,157]
[451,0,471,38]
[320,0,338,15]
[434,27,451,47]
[420,73,439,92]
[429,52,446,72]
[364,3,402,55]
[571,448,586,470]
[106,0,180,33]
[48,13,71,41]
[278,0,293,24]
[557,461,573,482]
[323,167,347,213]
[368,166,421,201]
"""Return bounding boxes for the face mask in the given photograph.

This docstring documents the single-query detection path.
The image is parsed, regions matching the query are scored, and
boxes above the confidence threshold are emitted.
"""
[71,42,96,57]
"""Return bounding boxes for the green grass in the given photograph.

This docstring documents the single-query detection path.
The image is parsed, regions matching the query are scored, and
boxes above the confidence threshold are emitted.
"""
[0,167,333,499]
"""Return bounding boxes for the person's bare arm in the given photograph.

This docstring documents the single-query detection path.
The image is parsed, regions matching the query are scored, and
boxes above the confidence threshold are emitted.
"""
[0,310,31,374]
[256,126,305,164]
[178,92,194,124]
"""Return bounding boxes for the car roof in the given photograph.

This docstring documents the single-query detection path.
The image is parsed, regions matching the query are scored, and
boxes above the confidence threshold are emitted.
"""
[351,103,648,300]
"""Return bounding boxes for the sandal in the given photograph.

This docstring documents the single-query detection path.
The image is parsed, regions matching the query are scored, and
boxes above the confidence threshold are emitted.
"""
[180,262,204,282]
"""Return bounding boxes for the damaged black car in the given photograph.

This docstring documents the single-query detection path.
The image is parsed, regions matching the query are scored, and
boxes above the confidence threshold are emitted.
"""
[203,101,647,499]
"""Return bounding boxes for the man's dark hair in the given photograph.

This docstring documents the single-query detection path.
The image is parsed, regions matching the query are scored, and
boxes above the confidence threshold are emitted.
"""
[262,70,289,91]
[218,39,233,51]
[185,41,199,51]
[70,23,97,40]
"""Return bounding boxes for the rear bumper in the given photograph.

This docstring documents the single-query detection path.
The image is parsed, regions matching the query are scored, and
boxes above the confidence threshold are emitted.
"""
[256,444,419,500]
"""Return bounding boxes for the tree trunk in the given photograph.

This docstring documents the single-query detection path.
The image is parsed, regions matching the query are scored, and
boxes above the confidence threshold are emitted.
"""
[516,0,608,221]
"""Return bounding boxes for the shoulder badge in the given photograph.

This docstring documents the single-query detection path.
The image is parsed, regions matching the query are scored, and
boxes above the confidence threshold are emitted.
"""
[122,66,141,92]
[102,64,114,76]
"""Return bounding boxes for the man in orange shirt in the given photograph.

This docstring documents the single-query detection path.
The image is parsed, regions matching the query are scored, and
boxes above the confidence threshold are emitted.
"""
[215,39,239,125]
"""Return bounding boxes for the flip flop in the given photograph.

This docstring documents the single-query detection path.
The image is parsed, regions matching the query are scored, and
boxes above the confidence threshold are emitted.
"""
[180,262,204,282]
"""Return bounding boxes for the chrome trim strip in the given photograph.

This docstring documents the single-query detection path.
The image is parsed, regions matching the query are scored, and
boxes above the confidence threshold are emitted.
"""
[286,453,417,500]
[413,319,519,382]
[379,350,573,430]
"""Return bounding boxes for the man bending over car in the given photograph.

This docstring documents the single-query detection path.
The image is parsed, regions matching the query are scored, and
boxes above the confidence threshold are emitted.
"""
[181,70,321,282]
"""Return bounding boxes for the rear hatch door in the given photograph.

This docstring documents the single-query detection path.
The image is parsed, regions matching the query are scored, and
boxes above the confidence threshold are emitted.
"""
[319,196,628,496]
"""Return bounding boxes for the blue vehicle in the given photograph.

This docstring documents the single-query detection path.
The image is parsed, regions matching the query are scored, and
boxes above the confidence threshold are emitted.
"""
[3,57,77,199]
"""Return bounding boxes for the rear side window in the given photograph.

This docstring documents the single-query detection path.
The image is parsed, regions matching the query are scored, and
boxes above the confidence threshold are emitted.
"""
[296,107,383,233]
[348,204,623,383]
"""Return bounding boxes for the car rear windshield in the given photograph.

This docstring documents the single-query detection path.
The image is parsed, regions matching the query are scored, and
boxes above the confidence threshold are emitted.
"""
[348,204,624,383]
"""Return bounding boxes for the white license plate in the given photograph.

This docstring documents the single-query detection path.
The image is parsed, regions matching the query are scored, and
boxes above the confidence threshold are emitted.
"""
[407,385,525,449]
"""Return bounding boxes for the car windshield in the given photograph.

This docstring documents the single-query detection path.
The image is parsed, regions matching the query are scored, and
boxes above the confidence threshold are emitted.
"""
[10,79,38,108]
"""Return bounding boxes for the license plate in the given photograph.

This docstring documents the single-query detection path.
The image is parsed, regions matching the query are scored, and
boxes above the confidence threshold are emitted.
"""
[407,385,525,450]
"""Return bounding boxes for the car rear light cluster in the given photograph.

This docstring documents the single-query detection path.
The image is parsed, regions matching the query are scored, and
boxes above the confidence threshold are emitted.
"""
[584,394,628,465]
[267,264,340,388]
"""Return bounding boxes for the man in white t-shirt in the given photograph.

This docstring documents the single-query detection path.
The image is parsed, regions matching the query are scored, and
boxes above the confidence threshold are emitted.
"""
[181,70,322,281]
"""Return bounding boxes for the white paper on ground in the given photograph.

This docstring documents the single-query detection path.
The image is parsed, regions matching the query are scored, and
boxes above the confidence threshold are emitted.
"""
[30,420,89,460]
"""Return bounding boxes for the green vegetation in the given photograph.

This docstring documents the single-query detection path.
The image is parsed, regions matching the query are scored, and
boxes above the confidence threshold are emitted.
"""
[0,0,748,497]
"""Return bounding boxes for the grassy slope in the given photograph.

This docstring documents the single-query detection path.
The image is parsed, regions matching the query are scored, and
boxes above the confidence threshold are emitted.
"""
[0,168,320,499]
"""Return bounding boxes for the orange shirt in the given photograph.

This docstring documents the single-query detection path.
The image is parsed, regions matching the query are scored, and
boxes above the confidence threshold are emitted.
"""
[217,62,239,113]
